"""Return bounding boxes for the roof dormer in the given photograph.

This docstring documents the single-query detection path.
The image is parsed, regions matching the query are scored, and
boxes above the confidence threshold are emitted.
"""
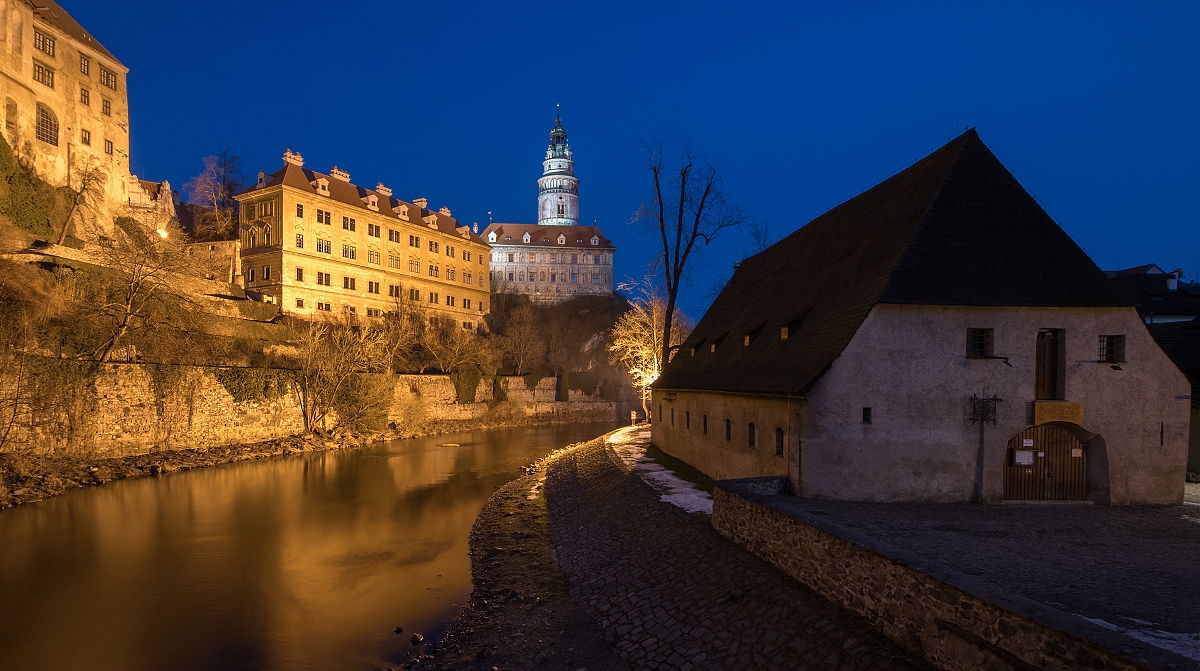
[591,235,599,245]
[557,233,566,245]
[312,177,329,196]
[365,194,379,211]
[396,203,409,220]
[488,231,497,243]
[424,214,439,229]
[522,232,531,243]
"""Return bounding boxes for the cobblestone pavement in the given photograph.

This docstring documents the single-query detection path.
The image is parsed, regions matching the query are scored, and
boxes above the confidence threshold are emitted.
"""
[545,436,928,671]
[1186,482,1199,505]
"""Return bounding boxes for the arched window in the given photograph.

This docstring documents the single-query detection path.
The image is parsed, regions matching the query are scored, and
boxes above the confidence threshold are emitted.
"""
[557,198,565,216]
[263,224,271,245]
[35,103,57,146]
[249,232,257,249]
[748,422,756,448]
[775,428,785,456]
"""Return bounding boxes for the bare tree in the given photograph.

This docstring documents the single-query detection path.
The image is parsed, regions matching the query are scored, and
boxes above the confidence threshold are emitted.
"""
[57,156,108,245]
[85,215,197,362]
[182,151,245,240]
[289,316,389,433]
[608,278,692,419]
[504,303,546,375]
[380,291,429,374]
[634,141,748,367]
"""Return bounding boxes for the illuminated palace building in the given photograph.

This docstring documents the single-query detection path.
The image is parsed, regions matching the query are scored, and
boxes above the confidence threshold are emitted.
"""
[235,150,492,328]
[485,114,615,306]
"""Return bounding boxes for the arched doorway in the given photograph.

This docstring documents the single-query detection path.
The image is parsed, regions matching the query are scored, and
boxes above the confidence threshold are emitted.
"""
[1004,425,1087,501]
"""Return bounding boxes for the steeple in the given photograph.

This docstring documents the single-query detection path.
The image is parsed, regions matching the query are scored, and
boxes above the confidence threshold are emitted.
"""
[537,107,580,225]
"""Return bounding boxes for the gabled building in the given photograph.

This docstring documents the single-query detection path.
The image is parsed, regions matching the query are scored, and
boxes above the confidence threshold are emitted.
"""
[235,150,491,327]
[485,114,616,305]
[652,130,1190,505]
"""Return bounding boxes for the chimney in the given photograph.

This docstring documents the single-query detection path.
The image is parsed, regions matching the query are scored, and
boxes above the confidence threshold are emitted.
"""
[413,197,428,209]
[329,166,350,182]
[282,148,304,166]
[375,182,392,197]
[439,206,452,217]
[1169,268,1184,291]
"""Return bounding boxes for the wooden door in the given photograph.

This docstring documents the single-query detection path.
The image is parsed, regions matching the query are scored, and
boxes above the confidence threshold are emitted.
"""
[1004,426,1087,500]
[1035,330,1061,400]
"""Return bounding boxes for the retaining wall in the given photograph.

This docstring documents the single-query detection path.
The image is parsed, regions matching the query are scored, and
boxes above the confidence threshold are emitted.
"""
[712,479,1161,671]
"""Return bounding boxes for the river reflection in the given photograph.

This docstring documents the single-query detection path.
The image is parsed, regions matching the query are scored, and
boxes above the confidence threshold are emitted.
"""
[0,421,619,671]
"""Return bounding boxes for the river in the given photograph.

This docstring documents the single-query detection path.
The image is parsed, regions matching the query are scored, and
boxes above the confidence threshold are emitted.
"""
[0,421,620,671]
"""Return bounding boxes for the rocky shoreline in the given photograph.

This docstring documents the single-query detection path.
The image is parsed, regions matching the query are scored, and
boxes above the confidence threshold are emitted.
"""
[0,415,612,511]
[431,434,626,671]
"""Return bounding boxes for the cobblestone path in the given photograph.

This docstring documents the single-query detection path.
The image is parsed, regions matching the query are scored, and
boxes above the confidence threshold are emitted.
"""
[545,438,928,671]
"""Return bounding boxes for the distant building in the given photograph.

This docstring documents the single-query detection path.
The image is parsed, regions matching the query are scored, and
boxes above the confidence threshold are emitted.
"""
[485,114,615,306]
[1107,264,1200,474]
[235,150,491,328]
[0,0,164,231]
[652,129,1190,506]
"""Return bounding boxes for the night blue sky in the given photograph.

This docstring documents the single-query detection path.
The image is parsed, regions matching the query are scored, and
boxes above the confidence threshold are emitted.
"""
[70,1,1198,317]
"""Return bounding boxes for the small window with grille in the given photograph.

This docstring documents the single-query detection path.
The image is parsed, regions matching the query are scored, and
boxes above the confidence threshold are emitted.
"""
[966,328,994,358]
[35,105,58,145]
[1098,335,1126,363]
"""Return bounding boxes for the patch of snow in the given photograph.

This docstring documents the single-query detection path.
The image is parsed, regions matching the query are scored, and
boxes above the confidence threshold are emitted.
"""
[1077,616,1200,661]
[1182,515,1200,525]
[605,426,712,515]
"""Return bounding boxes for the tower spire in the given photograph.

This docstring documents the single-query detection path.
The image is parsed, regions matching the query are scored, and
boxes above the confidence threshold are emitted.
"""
[538,108,578,226]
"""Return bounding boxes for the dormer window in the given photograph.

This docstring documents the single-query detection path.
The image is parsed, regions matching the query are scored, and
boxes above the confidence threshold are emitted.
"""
[366,195,379,211]
[397,204,409,219]
[313,178,329,195]
[523,232,531,243]
[557,234,566,245]
[257,172,268,189]
[488,232,497,243]
[591,236,599,245]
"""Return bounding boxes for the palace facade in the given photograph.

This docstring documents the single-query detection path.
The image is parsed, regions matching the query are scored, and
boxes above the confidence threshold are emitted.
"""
[485,114,616,305]
[235,150,491,328]
[0,0,163,231]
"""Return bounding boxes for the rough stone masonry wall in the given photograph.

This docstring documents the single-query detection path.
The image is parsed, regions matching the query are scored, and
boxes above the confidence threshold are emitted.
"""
[4,365,619,456]
[711,482,1155,671]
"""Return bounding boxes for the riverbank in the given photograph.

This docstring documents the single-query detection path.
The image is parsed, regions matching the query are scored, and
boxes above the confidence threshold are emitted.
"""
[434,426,925,671]
[0,413,622,510]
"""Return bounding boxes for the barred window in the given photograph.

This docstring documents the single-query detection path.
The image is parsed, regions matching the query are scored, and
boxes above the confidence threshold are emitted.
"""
[35,105,58,146]
[34,30,55,57]
[80,55,90,75]
[1098,335,1126,363]
[966,328,994,358]
[33,61,54,89]
[100,67,117,90]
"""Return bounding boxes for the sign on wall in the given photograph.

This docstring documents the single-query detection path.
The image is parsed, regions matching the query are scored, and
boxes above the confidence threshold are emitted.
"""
[1033,401,1084,426]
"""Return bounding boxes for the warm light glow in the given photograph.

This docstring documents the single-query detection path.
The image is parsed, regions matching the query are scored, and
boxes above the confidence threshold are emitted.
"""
[156,228,169,239]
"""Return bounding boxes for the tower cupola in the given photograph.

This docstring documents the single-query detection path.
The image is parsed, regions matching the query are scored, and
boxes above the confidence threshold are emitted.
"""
[538,108,580,226]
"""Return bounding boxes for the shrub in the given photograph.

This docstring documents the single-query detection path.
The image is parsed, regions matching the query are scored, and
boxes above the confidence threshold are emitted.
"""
[212,367,292,403]
[449,367,482,404]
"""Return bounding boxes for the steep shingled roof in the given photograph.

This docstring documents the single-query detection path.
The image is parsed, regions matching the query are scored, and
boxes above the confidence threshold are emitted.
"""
[655,129,1130,395]
[35,1,123,66]
[484,223,615,250]
[241,162,488,246]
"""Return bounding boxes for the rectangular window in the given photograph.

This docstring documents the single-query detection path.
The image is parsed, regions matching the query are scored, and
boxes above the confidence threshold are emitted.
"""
[368,223,380,237]
[263,266,271,281]
[100,67,117,90]
[260,200,274,217]
[571,254,578,264]
[571,273,577,283]
[317,239,331,254]
[343,276,356,290]
[33,61,54,88]
[429,266,440,278]
[389,229,401,243]
[368,281,380,294]
[101,99,112,116]
[463,250,471,261]
[342,216,355,231]
[464,298,472,310]
[366,308,382,318]
[296,203,304,218]
[34,30,55,56]
[446,245,455,257]
[593,274,599,284]
[345,306,356,314]
[388,284,400,298]
[245,204,256,220]
[80,88,90,106]
[464,272,472,285]
[863,407,872,424]
[429,240,439,253]
[448,269,457,281]
[317,209,329,224]
[295,268,304,281]
[317,302,331,312]
[368,250,380,265]
[296,298,305,308]
[295,234,304,249]
[248,268,255,282]
[507,253,514,263]
[966,328,994,358]
[429,292,439,304]
[446,295,455,307]
[80,55,90,75]
[342,245,356,259]
[80,129,91,145]
[409,235,420,248]
[1098,335,1126,363]
[409,288,420,300]
[317,271,331,286]
[104,139,113,155]
[409,259,420,273]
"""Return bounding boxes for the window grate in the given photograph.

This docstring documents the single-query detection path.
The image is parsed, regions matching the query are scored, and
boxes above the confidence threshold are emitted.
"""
[966,328,994,358]
[35,105,58,145]
[1098,335,1126,363]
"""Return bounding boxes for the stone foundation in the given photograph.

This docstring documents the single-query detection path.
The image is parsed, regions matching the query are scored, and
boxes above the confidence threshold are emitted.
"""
[712,479,1164,671]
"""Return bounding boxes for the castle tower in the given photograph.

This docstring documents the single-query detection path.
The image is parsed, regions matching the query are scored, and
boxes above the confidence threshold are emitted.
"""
[537,112,579,226]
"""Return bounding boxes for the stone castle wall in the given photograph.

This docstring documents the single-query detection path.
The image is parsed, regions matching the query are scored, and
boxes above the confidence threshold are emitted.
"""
[3,364,620,456]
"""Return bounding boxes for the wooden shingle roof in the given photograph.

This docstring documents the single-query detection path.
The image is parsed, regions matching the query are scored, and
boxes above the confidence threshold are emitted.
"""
[656,129,1130,396]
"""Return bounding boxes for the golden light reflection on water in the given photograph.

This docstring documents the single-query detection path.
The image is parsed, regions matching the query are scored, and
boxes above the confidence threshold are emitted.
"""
[0,422,619,671]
